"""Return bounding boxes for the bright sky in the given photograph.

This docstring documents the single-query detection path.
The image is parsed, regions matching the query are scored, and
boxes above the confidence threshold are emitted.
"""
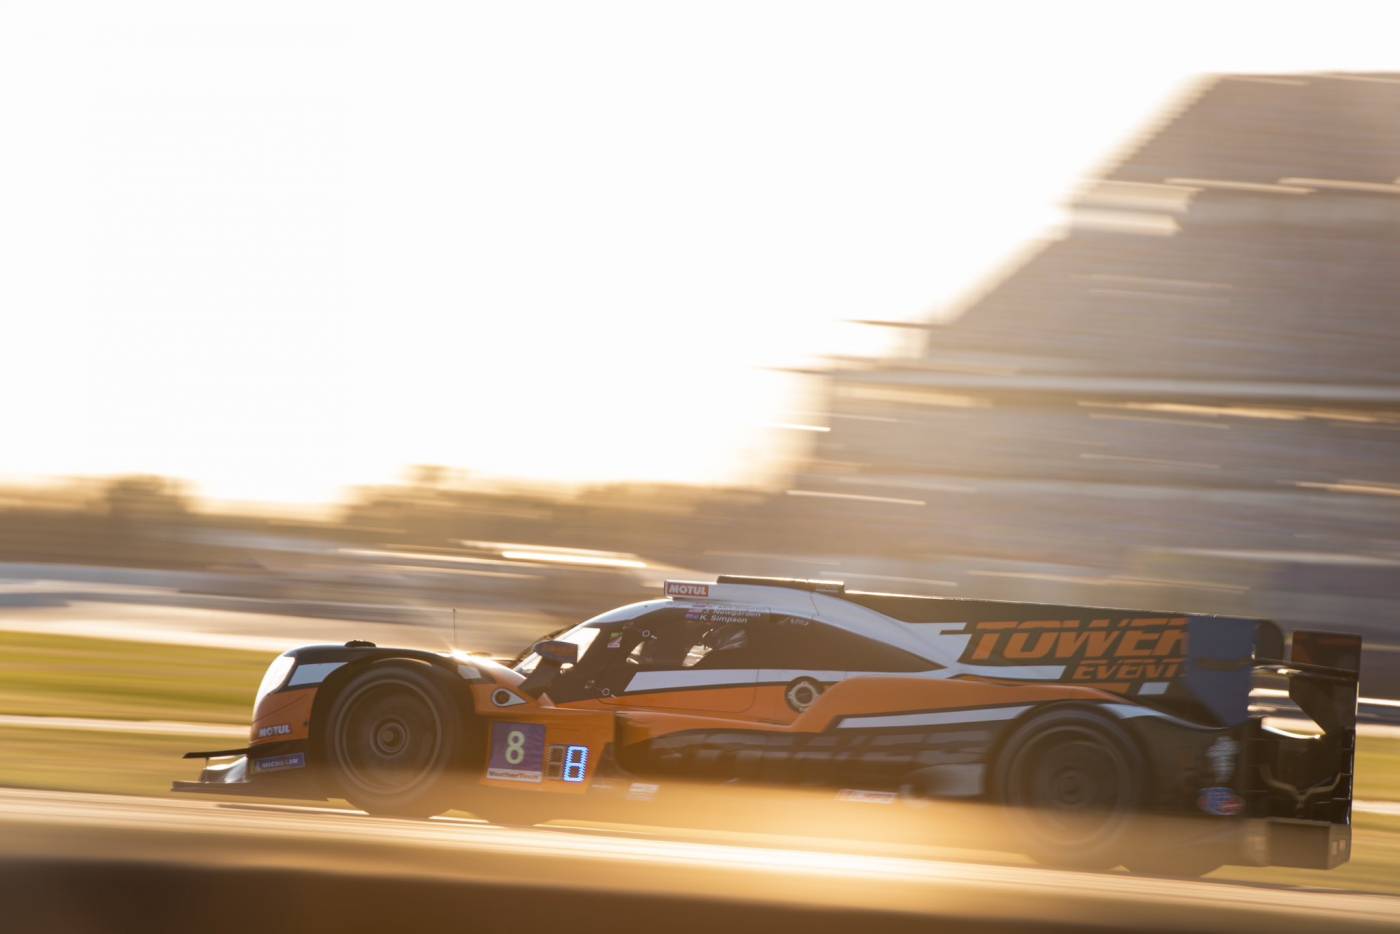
[3,1,1397,505]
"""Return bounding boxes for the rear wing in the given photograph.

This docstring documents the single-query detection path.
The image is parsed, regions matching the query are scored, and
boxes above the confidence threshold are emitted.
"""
[1256,629,1362,737]
[1249,630,1360,864]
[1178,617,1362,730]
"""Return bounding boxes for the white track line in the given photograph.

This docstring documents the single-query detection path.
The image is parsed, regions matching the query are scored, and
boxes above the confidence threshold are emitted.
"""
[0,714,245,738]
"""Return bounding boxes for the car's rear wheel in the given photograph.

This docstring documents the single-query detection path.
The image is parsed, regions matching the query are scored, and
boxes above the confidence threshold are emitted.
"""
[467,793,552,828]
[994,708,1142,870]
[324,662,467,817]
[1123,849,1223,878]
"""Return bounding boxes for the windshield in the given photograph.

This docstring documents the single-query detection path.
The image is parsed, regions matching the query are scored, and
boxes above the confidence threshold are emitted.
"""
[513,623,601,674]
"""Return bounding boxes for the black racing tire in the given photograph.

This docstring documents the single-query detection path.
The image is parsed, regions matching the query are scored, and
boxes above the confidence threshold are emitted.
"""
[466,794,549,828]
[1123,850,1223,878]
[323,661,469,818]
[993,707,1143,871]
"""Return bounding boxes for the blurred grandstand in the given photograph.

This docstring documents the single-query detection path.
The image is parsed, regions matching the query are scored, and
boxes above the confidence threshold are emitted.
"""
[771,73,1400,686]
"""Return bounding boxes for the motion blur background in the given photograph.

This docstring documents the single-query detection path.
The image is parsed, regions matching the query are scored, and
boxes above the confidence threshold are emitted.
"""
[4,1,1400,674]
[8,3,1400,918]
[3,0,1400,904]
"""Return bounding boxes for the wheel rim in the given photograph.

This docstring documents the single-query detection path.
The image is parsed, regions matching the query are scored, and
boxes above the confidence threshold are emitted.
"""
[1008,723,1132,849]
[332,678,444,798]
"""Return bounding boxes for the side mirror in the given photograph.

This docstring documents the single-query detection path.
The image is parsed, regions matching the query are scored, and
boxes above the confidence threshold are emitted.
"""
[518,640,578,697]
[534,640,579,666]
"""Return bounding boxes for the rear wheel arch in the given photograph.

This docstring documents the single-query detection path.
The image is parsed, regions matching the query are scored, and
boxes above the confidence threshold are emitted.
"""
[986,702,1149,870]
[985,701,1149,800]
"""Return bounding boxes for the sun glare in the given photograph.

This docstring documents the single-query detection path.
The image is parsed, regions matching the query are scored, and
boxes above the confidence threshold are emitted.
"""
[4,2,1397,504]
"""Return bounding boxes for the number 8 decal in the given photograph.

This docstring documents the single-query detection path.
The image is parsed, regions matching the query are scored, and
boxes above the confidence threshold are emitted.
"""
[563,745,588,783]
[505,729,527,765]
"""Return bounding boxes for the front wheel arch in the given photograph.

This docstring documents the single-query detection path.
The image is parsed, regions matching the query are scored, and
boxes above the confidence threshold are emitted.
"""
[308,656,480,800]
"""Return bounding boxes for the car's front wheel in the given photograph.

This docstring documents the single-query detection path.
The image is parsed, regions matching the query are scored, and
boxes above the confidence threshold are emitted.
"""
[466,793,552,828]
[324,661,468,817]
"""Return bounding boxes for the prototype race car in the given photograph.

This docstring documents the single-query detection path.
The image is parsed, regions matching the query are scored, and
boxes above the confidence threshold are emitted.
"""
[175,575,1360,875]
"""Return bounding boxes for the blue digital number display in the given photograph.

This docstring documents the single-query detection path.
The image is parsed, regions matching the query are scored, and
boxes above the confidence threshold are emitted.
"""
[562,744,588,783]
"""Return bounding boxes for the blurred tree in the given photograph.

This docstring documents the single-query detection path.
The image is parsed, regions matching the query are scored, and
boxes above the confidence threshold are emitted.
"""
[408,465,449,489]
[99,475,191,523]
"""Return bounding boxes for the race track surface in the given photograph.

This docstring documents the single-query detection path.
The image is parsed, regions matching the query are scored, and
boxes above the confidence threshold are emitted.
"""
[2,787,1398,934]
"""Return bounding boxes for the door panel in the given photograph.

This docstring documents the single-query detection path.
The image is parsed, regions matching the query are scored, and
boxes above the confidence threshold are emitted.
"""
[605,668,757,712]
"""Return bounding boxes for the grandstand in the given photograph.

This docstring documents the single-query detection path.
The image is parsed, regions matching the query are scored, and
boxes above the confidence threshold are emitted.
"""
[791,74,1400,663]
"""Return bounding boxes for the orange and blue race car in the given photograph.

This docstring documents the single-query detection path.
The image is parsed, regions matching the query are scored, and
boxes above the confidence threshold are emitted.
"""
[175,575,1360,876]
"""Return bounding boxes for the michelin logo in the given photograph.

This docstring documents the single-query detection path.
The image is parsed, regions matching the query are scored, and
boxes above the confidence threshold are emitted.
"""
[253,753,306,773]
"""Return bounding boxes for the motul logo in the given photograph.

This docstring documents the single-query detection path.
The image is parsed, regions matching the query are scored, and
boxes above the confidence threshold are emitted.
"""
[665,581,710,598]
[960,617,1189,684]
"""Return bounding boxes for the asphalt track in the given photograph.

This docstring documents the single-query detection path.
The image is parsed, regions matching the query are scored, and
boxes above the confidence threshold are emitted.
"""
[2,787,1398,934]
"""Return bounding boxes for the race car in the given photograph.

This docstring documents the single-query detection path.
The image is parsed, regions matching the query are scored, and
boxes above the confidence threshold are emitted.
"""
[175,575,1360,875]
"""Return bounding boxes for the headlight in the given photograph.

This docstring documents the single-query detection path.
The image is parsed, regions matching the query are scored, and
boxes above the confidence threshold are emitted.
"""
[253,654,296,712]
